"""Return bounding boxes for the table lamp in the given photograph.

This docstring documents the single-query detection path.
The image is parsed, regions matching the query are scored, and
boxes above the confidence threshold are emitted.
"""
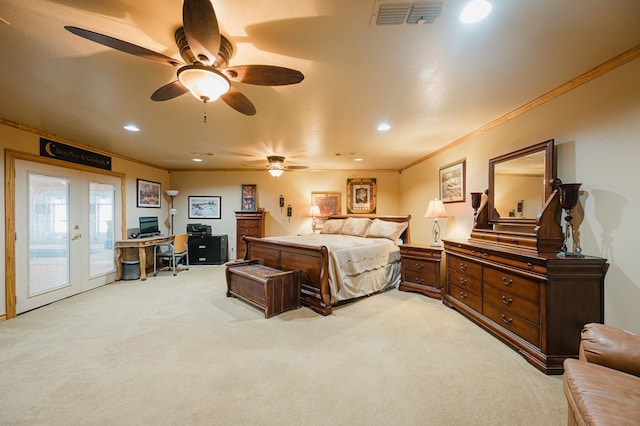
[424,198,449,246]
[308,205,321,233]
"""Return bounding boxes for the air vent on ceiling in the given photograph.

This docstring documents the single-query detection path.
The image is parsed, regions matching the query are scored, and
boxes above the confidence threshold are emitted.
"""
[371,1,442,26]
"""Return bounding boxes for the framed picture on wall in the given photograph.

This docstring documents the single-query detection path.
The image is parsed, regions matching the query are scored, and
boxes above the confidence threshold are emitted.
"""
[311,192,341,217]
[188,196,221,219]
[439,159,466,203]
[136,178,161,208]
[346,178,377,214]
[241,184,257,211]
[311,192,341,228]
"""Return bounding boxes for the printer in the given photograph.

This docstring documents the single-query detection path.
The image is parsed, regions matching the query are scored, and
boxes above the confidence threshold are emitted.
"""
[187,223,211,237]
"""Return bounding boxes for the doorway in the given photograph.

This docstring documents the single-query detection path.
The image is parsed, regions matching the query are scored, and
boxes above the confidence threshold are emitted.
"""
[5,151,124,317]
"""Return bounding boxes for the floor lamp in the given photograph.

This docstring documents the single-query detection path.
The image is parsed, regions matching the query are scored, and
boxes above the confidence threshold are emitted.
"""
[166,189,179,235]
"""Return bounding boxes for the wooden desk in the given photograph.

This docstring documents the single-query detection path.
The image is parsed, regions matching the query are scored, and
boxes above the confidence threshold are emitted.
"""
[115,235,174,281]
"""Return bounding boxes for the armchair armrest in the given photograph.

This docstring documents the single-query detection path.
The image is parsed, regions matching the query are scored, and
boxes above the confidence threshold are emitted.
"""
[579,323,640,377]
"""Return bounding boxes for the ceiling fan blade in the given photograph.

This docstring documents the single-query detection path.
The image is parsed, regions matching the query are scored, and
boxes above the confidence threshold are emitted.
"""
[64,26,181,67]
[221,87,256,116]
[182,0,220,65]
[151,81,189,101]
[224,65,304,86]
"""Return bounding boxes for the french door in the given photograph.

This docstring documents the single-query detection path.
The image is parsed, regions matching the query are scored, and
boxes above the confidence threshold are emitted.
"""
[14,160,122,314]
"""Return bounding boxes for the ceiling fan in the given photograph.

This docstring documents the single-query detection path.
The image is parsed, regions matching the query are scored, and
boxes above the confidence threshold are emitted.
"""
[266,155,308,177]
[64,0,304,115]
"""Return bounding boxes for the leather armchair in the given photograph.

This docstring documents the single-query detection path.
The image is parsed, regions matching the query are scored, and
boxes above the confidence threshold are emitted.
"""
[563,323,640,425]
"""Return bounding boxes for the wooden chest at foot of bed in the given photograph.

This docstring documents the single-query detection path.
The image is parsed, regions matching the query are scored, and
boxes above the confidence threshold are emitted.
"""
[225,260,302,318]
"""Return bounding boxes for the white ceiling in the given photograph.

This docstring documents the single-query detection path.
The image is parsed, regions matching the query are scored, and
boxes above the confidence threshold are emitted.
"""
[1,0,639,172]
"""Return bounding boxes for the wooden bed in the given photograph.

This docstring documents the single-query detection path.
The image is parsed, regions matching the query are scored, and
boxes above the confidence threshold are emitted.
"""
[243,214,411,315]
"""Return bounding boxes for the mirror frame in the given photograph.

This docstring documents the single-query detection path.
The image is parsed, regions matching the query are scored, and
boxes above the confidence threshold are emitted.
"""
[488,139,555,226]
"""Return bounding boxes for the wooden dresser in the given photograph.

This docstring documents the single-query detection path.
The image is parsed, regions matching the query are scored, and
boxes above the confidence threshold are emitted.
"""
[399,244,444,299]
[443,238,606,374]
[235,210,266,260]
[442,140,607,374]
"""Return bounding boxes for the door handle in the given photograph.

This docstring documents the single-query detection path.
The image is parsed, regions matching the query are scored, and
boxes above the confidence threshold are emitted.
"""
[72,233,82,241]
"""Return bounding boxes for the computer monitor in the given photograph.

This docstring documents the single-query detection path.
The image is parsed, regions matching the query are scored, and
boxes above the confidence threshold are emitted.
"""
[139,216,160,237]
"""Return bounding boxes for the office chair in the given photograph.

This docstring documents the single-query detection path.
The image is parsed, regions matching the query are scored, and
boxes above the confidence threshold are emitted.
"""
[153,233,189,276]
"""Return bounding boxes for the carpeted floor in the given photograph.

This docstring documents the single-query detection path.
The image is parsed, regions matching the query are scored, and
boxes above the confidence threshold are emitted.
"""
[0,265,566,425]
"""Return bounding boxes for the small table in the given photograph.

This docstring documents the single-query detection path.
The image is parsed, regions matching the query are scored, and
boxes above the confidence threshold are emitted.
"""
[115,235,174,281]
[398,244,444,299]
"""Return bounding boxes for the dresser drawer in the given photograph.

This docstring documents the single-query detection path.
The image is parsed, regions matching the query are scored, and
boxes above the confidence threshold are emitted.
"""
[448,254,482,278]
[450,283,482,312]
[238,220,260,236]
[483,266,540,302]
[483,283,540,325]
[483,301,540,347]
[448,269,481,297]
[404,270,435,287]
[405,259,436,275]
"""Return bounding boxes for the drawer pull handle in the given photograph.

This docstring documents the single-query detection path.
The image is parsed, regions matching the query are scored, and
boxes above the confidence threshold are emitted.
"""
[459,277,468,285]
[501,277,513,287]
[459,262,467,270]
[415,263,424,269]
[483,252,489,257]
[198,245,206,249]
[501,314,513,324]
[458,291,467,299]
[416,278,424,284]
[501,295,513,305]
[471,250,476,254]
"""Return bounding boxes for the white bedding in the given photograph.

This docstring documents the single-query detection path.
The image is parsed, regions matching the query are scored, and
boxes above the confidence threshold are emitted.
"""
[265,234,401,303]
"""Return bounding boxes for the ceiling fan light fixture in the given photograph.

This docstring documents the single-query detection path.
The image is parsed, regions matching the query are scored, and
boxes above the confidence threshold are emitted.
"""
[177,65,230,102]
[268,168,284,177]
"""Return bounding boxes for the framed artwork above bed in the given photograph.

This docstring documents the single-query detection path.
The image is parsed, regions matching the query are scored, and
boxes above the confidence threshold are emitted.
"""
[311,192,341,229]
[347,178,377,214]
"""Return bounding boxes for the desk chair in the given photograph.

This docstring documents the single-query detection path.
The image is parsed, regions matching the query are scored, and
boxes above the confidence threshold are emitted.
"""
[153,233,189,276]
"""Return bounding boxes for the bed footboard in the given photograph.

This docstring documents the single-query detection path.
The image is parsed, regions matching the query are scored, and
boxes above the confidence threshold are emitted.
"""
[244,236,332,315]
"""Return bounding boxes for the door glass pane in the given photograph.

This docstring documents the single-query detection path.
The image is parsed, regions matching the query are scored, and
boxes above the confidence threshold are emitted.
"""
[29,173,69,295]
[89,181,115,277]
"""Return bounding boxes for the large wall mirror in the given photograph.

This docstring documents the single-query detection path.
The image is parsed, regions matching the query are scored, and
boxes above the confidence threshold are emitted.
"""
[488,139,555,226]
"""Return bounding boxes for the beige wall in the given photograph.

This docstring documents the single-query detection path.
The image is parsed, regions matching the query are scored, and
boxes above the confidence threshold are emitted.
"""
[2,58,639,333]
[400,58,640,333]
[0,125,171,316]
[169,171,401,259]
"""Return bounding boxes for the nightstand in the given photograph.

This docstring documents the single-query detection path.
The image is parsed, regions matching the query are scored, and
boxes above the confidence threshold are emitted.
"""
[399,244,444,299]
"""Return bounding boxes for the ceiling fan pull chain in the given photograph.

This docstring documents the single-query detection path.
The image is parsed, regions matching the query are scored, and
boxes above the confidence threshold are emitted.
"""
[203,104,207,124]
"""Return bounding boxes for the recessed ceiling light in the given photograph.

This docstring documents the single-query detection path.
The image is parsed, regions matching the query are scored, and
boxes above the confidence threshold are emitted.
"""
[123,124,140,132]
[460,0,492,24]
[354,158,364,162]
[192,153,203,162]
[377,122,391,131]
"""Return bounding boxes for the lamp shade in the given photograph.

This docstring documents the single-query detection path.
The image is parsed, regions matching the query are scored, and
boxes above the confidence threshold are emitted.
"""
[308,205,321,216]
[268,168,284,177]
[177,65,230,102]
[165,189,179,197]
[424,198,449,218]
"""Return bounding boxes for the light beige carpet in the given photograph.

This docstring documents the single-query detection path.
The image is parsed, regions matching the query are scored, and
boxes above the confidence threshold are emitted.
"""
[0,265,566,425]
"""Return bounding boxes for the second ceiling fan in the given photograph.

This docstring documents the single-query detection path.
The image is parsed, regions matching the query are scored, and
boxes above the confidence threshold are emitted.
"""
[65,0,304,115]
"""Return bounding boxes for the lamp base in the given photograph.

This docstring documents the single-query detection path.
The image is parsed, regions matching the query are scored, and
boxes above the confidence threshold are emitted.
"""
[557,251,584,258]
[430,241,442,247]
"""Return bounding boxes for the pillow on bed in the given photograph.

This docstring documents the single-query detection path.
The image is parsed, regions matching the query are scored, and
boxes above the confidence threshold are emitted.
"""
[366,219,408,242]
[340,217,372,237]
[320,219,345,234]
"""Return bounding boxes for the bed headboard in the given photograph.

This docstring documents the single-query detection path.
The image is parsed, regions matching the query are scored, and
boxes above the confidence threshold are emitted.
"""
[328,214,412,244]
